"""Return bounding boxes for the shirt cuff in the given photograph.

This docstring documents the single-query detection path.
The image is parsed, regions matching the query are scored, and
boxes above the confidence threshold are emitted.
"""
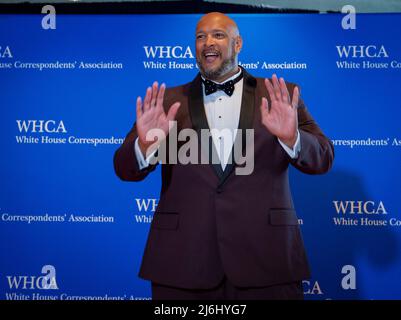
[134,137,158,170]
[278,129,301,159]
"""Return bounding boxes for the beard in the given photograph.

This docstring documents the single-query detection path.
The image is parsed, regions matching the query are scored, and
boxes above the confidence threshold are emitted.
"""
[196,43,237,81]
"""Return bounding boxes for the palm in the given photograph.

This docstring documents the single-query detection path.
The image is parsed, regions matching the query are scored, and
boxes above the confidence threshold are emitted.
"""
[137,102,169,141]
[136,82,181,155]
[260,75,299,147]
[262,99,297,141]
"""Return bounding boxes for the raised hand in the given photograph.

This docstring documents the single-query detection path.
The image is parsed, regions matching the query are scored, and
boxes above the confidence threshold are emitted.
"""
[136,81,181,157]
[260,74,299,148]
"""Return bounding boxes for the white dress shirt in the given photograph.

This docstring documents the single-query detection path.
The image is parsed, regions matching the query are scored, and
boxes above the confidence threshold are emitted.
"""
[134,70,301,170]
[202,70,243,170]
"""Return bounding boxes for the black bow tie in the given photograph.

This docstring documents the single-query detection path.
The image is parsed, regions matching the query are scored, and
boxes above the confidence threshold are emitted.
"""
[202,72,243,97]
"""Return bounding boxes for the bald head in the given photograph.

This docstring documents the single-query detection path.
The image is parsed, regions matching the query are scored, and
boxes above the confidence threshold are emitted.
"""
[195,12,242,82]
[196,12,240,38]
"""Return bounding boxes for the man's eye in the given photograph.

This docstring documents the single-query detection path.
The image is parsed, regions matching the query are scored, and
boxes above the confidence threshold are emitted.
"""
[196,34,205,40]
[215,33,225,38]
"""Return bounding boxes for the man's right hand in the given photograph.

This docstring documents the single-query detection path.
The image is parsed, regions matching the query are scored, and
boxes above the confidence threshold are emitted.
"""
[136,81,181,157]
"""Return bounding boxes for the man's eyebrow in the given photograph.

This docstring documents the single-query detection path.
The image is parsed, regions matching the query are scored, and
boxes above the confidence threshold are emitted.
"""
[196,29,228,35]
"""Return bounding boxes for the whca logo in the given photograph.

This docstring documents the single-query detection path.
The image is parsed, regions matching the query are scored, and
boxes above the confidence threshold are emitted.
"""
[6,265,59,290]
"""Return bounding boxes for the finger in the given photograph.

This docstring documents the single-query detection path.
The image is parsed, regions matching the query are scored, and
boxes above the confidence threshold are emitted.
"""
[156,83,166,110]
[260,97,269,117]
[136,96,142,119]
[166,102,181,122]
[272,74,282,101]
[143,87,152,111]
[264,78,276,102]
[291,86,300,109]
[151,81,159,107]
[279,77,290,104]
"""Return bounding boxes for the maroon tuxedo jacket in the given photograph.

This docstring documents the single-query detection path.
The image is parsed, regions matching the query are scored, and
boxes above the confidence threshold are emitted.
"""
[114,68,334,289]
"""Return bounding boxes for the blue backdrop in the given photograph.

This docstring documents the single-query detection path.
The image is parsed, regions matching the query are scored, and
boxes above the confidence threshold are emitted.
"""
[1,13,401,300]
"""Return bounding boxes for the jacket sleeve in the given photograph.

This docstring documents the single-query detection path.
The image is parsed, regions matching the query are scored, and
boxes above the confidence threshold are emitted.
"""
[113,123,158,182]
[290,98,334,175]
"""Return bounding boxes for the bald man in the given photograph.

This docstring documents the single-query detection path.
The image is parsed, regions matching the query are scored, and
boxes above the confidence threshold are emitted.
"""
[114,12,334,300]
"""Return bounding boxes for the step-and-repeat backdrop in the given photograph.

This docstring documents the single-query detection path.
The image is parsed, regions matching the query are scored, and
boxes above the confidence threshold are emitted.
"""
[1,13,401,300]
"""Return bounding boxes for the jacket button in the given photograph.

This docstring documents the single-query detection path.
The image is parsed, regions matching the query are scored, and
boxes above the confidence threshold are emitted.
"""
[216,187,223,194]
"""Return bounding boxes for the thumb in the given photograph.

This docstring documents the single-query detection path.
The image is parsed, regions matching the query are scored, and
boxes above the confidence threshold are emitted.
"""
[166,102,181,122]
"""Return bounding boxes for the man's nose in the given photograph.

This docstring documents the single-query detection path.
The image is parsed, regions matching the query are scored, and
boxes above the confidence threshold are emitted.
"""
[205,34,215,47]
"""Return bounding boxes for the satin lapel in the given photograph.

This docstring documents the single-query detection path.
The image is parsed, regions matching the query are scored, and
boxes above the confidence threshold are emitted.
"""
[219,69,257,186]
[188,74,224,179]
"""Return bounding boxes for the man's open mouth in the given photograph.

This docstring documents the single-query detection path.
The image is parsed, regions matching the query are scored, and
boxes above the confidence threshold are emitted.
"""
[203,51,220,63]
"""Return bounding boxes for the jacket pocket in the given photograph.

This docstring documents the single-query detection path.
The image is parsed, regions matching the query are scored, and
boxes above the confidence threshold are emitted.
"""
[152,212,179,230]
[269,209,299,226]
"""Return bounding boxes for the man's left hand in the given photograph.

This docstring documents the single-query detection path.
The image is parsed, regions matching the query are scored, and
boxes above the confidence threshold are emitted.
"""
[260,74,299,148]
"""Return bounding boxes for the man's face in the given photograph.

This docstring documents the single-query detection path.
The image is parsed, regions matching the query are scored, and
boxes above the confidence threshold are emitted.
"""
[195,14,242,81]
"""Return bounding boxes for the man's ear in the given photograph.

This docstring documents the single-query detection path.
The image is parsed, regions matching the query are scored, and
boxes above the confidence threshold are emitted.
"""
[235,35,243,53]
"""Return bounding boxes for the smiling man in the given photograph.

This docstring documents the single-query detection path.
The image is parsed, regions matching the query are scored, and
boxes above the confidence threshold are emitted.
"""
[195,13,242,82]
[114,12,334,300]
